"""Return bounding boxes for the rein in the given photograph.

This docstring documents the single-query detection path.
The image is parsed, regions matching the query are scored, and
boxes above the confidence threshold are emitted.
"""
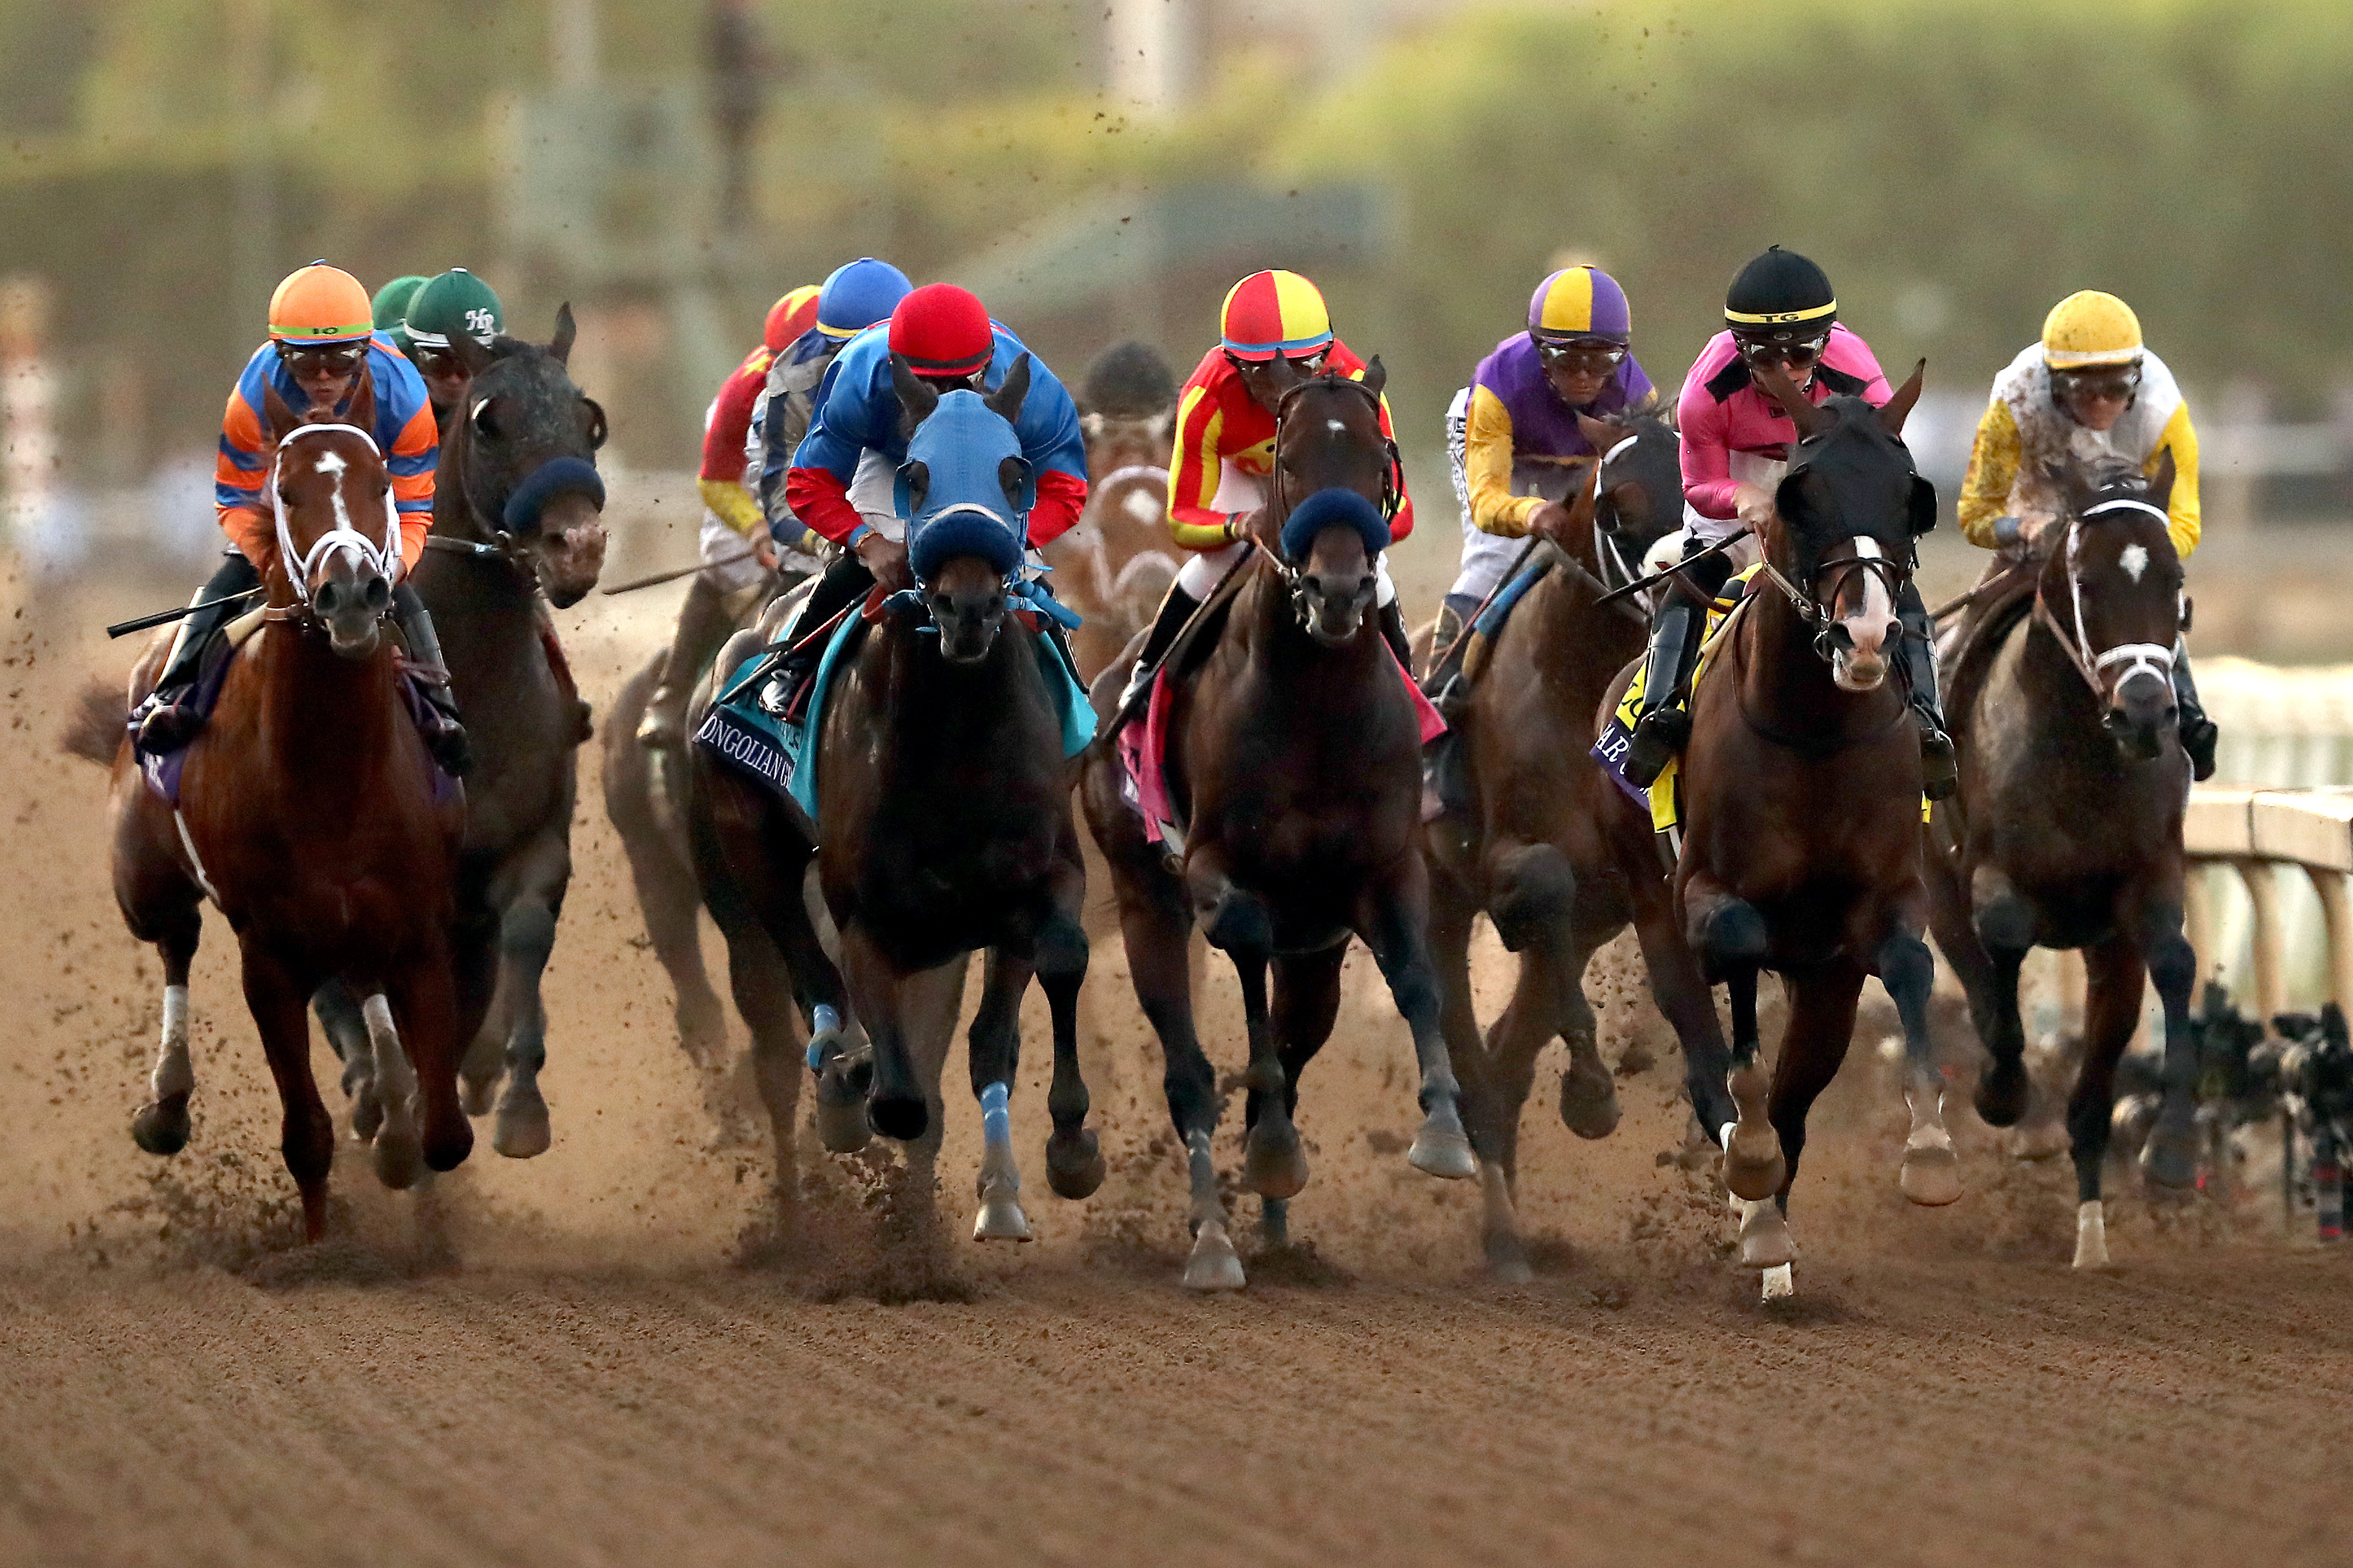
[266,424,402,616]
[1725,569,1912,757]
[1750,535,1907,664]
[2030,497,2177,701]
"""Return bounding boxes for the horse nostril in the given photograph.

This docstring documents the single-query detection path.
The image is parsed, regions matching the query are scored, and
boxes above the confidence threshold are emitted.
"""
[316,581,340,613]
[365,577,390,611]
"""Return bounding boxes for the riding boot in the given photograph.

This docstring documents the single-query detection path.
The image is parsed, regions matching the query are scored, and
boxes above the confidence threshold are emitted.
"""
[1115,579,1201,713]
[1622,595,1704,789]
[391,580,473,778]
[134,553,262,754]
[1377,599,1414,673]
[2172,640,2218,781]
[1896,582,1958,801]
[636,572,738,750]
[772,551,875,717]
[1421,599,1467,691]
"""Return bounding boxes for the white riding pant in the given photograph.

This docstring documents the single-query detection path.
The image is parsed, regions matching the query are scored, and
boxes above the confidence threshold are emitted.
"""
[1442,384,1521,603]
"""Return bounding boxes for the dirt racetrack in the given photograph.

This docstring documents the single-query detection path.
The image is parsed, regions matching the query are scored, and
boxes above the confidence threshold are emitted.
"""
[4,569,2348,1568]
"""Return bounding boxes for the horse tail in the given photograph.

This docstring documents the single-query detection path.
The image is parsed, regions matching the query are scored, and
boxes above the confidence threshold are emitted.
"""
[60,679,127,767]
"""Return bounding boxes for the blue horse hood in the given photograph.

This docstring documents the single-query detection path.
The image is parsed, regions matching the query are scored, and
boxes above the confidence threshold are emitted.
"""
[901,389,1030,581]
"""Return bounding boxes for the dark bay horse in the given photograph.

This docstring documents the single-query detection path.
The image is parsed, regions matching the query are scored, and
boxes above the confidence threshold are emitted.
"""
[340,309,607,1160]
[697,355,1105,1242]
[1926,454,2196,1268]
[1080,363,1473,1292]
[1627,364,1949,1300]
[87,388,470,1240]
[1047,341,1181,681]
[1422,407,1710,1279]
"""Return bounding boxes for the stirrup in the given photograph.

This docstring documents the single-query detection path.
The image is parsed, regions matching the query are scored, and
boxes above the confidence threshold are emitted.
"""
[1623,706,1690,789]
[135,691,207,754]
[1919,722,1958,801]
[2181,717,2218,782]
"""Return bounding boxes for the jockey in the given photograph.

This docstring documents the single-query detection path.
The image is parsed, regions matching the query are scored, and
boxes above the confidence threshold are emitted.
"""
[1622,246,1955,798]
[401,267,505,427]
[752,257,914,542]
[372,275,428,360]
[1120,270,1417,709]
[775,282,1088,684]
[1958,290,2216,778]
[1434,264,1655,667]
[634,280,821,749]
[135,262,470,773]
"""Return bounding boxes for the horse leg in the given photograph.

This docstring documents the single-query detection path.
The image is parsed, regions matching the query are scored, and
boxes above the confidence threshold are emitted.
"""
[894,958,965,1247]
[714,911,807,1184]
[966,946,1036,1243]
[488,893,559,1159]
[1229,943,1305,1200]
[394,940,474,1177]
[1485,842,1614,1138]
[1260,942,1347,1250]
[1741,961,1866,1299]
[841,923,926,1143]
[1959,866,2036,1131]
[1357,857,1476,1181]
[1881,930,1962,1207]
[1625,868,1741,1166]
[313,979,382,1142]
[1033,874,1104,1202]
[1428,863,1521,1272]
[2069,934,2150,1267]
[358,991,424,1190]
[614,750,730,1074]
[1684,871,1783,1199]
[241,945,335,1242]
[2131,898,2200,1192]
[130,913,202,1158]
[450,902,504,1115]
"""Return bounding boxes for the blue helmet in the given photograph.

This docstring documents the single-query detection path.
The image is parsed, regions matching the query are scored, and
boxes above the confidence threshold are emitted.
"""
[817,258,914,341]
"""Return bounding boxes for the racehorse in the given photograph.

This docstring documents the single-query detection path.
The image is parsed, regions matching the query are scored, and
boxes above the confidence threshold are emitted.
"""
[81,382,470,1241]
[1925,454,2197,1268]
[1421,407,1705,1280]
[695,354,1106,1243]
[330,308,607,1160]
[1623,363,1949,1298]
[1080,362,1475,1292]
[1047,341,1181,681]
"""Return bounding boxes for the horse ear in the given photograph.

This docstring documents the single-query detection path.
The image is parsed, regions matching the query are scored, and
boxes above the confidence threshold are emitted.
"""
[1754,361,1831,438]
[1359,354,1387,398]
[1878,359,1927,436]
[2041,457,2088,512]
[445,329,493,380]
[890,352,942,437]
[2146,446,2177,509]
[1577,412,1628,454]
[343,363,377,432]
[261,377,303,444]
[986,352,1032,425]
[550,303,577,367]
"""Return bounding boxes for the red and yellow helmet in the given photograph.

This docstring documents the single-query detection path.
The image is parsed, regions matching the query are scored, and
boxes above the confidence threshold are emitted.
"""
[1219,270,1333,362]
[268,261,374,346]
[763,284,821,353]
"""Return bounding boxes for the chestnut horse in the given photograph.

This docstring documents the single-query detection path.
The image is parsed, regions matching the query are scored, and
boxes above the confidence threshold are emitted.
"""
[695,356,1105,1243]
[1046,341,1181,681]
[91,385,470,1240]
[1423,407,1714,1278]
[1925,454,2197,1269]
[1080,364,1474,1292]
[1619,364,1949,1299]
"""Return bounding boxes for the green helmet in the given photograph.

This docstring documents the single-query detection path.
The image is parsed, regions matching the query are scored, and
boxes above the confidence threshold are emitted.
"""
[372,274,428,355]
[404,268,505,352]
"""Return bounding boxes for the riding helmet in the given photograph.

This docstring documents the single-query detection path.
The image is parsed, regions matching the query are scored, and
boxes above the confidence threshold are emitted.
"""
[1723,246,1837,336]
[1219,270,1334,362]
[404,268,506,351]
[268,262,375,345]
[889,283,996,380]
[817,257,915,341]
[763,284,820,353]
[2041,290,2143,370]
[1527,264,1632,345]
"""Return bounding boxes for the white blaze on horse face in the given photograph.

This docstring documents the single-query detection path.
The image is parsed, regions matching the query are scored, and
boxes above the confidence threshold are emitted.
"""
[1831,536,1895,689]
[2118,543,2150,583]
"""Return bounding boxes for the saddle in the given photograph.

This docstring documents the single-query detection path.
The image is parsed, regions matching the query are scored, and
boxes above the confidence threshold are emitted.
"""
[1937,559,2041,751]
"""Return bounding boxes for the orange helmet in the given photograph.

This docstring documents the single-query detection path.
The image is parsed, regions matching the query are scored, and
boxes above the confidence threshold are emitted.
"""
[1219,270,1333,362]
[763,284,821,353]
[268,261,375,346]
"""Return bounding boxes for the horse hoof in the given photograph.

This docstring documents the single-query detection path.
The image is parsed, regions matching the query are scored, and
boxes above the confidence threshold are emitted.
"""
[869,1093,928,1144]
[1974,1059,2030,1128]
[1735,1198,1796,1269]
[2139,1126,2197,1191]
[373,1129,424,1191]
[1899,1144,1964,1207]
[972,1193,1034,1243]
[1558,1062,1622,1140]
[1484,1232,1535,1286]
[1045,1129,1107,1200]
[1408,1119,1477,1181]
[1617,1041,1657,1076]
[1182,1224,1246,1292]
[130,1098,191,1157]
[2008,1121,2070,1162]
[1244,1118,1310,1199]
[492,1094,552,1159]
[2073,1201,2113,1271]
[351,1084,386,1143]
[458,1072,501,1119]
[1722,1123,1787,1203]
[1760,1263,1796,1301]
[815,1096,872,1154]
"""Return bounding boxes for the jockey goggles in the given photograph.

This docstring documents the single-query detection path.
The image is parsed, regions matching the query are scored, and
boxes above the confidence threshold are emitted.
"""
[1535,337,1628,375]
[1226,345,1329,376]
[2052,364,2142,404]
[1734,329,1830,368]
[276,340,369,375]
[409,343,466,376]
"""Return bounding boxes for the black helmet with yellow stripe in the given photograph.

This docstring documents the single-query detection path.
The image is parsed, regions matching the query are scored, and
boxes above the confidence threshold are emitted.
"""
[1724,246,1836,347]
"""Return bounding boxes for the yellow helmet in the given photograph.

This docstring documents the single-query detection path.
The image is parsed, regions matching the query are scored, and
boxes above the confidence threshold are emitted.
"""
[2041,291,2142,371]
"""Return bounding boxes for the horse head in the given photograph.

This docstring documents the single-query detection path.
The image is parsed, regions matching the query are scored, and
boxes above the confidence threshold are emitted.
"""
[1271,363,1398,645]
[1575,403,1683,588]
[2044,452,2185,757]
[440,305,609,606]
[259,377,399,660]
[892,351,1034,665]
[1755,360,1932,693]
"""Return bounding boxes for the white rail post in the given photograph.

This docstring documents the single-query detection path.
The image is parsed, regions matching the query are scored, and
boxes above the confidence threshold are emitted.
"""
[2183,861,2217,985]
[2235,857,2287,1023]
[2312,869,2353,1013]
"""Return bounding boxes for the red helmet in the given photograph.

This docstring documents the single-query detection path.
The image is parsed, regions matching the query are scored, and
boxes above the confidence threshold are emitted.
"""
[888,283,995,380]
[763,284,820,353]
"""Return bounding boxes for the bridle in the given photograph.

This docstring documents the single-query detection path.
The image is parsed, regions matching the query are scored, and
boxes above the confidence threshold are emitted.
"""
[2032,495,2177,701]
[1588,432,1652,609]
[1260,376,1400,627]
[1752,531,1910,665]
[264,423,400,619]
[422,397,538,579]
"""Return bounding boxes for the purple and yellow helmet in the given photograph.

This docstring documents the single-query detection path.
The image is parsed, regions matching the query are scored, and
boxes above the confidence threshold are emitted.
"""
[1527,265,1632,347]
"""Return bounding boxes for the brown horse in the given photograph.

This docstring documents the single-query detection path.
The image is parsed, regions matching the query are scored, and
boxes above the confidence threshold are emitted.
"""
[1045,341,1181,680]
[1080,363,1473,1292]
[1423,407,1715,1279]
[1925,454,2197,1269]
[1621,363,1948,1300]
[87,385,470,1241]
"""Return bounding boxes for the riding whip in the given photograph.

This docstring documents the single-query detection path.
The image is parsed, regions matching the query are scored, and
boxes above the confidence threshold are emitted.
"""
[600,546,761,595]
[1589,527,1754,609]
[105,586,267,640]
[1423,536,1543,684]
